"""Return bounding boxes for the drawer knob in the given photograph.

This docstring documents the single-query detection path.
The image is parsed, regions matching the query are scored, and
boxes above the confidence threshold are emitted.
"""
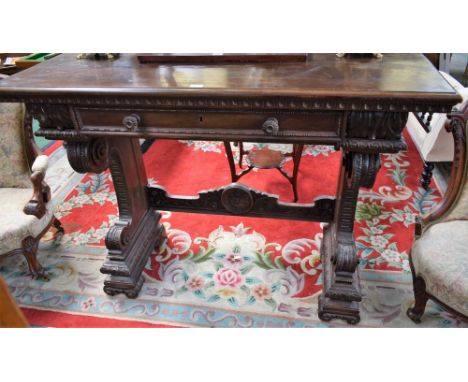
[262,117,279,135]
[123,113,141,130]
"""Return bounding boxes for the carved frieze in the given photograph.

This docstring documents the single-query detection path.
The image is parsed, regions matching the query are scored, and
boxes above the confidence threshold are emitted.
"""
[347,111,409,139]
[341,138,407,153]
[7,96,454,114]
[27,104,76,130]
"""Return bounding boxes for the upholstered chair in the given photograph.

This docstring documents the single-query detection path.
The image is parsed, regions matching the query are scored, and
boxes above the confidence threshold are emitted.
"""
[407,100,468,323]
[0,103,63,278]
[406,71,468,189]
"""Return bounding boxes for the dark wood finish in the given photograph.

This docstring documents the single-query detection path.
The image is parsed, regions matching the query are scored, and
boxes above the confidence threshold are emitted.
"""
[0,54,461,323]
[96,137,165,298]
[408,100,468,324]
[318,223,360,324]
[0,276,29,328]
[422,101,468,226]
[319,152,381,324]
[0,54,459,105]
[137,54,307,64]
[148,183,335,222]
[415,112,434,133]
[420,161,434,191]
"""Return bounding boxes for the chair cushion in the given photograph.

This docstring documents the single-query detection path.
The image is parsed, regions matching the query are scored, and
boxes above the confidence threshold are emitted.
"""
[0,188,55,254]
[444,170,468,221]
[0,103,31,188]
[412,220,468,316]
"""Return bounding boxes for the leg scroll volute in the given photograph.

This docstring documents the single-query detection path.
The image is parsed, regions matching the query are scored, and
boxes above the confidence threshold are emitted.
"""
[65,136,166,298]
[66,138,109,174]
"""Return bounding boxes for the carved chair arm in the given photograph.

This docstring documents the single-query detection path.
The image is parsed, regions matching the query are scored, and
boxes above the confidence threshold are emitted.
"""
[23,155,51,219]
[416,100,468,236]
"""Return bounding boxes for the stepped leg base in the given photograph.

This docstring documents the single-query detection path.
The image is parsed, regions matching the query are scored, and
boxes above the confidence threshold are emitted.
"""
[101,210,166,298]
[318,295,360,325]
[318,223,361,325]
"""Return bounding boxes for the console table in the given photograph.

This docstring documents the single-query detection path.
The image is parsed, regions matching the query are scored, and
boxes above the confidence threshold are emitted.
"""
[0,54,460,324]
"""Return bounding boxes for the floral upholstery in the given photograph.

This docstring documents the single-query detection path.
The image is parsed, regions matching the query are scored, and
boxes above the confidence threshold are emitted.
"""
[412,220,468,316]
[0,103,31,188]
[0,102,56,255]
[0,188,57,254]
[444,176,468,221]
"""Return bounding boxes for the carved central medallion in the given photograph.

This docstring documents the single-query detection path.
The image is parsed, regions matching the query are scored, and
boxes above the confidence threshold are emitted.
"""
[221,184,254,214]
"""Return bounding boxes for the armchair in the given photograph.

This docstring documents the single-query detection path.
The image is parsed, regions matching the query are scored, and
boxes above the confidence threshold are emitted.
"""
[407,100,468,323]
[0,103,63,278]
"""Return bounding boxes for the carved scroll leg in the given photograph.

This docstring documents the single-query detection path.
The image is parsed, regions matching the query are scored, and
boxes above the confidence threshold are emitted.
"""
[21,236,45,279]
[319,152,381,325]
[94,137,166,298]
[407,275,429,324]
[53,217,64,236]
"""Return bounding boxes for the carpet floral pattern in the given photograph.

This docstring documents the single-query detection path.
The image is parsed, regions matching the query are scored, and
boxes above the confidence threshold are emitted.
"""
[1,133,466,327]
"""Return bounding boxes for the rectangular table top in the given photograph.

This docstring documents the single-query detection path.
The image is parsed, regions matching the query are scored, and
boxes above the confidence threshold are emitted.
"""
[0,54,461,110]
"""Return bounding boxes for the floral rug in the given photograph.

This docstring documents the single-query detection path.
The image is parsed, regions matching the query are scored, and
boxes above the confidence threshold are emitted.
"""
[1,131,466,327]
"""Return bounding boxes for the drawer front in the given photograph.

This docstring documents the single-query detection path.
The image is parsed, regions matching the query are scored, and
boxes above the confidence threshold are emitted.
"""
[76,109,342,143]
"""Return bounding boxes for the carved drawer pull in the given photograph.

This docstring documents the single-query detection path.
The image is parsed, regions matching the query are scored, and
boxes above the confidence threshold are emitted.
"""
[122,113,141,130]
[262,117,279,135]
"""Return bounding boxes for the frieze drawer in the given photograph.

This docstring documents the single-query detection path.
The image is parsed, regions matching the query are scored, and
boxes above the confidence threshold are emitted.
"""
[75,109,343,143]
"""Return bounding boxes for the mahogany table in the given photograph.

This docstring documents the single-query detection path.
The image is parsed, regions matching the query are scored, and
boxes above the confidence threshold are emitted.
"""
[0,54,460,324]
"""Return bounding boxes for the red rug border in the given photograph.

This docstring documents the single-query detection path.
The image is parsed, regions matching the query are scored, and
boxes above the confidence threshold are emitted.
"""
[21,307,184,328]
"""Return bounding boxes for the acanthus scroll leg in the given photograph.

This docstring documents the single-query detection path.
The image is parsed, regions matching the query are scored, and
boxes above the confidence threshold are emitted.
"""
[318,151,381,324]
[95,137,166,298]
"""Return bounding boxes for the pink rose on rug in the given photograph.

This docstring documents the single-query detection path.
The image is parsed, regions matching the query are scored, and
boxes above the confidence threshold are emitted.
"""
[214,268,243,288]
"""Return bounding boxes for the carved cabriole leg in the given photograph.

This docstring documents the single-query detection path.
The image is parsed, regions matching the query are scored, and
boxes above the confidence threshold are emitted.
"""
[21,236,44,278]
[407,256,429,323]
[53,217,64,234]
[406,276,428,323]
[97,137,166,298]
[319,152,381,325]
[420,162,434,191]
